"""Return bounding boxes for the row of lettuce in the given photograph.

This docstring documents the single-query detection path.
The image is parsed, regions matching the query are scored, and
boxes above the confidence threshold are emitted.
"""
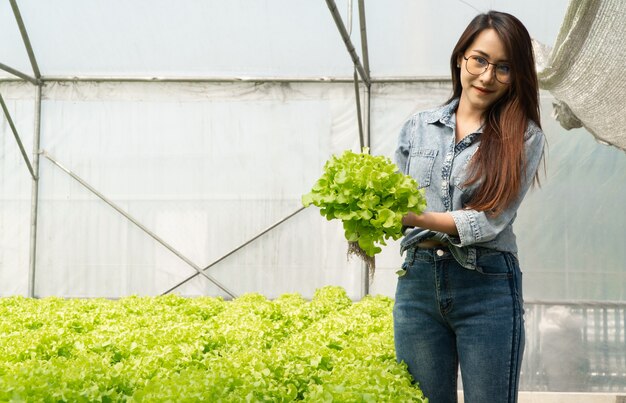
[0,287,426,402]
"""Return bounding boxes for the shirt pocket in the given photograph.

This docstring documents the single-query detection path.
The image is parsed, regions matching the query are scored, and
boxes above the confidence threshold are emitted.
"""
[408,148,437,189]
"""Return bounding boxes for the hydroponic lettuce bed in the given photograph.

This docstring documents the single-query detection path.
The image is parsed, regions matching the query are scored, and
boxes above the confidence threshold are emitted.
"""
[0,287,426,402]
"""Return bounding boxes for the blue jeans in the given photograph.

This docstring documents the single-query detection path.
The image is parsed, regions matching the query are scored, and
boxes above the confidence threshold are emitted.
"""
[393,246,524,403]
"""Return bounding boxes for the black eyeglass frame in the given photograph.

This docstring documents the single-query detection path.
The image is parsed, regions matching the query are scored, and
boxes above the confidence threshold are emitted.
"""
[462,55,512,84]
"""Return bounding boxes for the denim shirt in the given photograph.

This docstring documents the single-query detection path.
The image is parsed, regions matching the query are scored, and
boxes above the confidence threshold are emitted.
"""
[395,98,545,271]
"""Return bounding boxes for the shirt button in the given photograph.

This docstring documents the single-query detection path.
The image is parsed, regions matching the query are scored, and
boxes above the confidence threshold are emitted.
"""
[436,249,445,257]
[442,180,448,188]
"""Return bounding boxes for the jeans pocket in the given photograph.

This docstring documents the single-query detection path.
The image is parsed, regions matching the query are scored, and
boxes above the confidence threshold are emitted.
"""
[399,260,421,280]
[397,257,427,282]
[505,252,524,304]
[475,251,512,278]
[396,261,409,278]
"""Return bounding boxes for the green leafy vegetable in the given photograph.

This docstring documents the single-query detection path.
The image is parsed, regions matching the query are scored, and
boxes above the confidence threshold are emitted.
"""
[302,148,426,265]
[0,288,427,402]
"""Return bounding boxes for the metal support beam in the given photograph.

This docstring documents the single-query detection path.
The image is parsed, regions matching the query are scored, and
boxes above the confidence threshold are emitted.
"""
[0,75,452,84]
[41,151,237,298]
[353,70,365,150]
[354,76,368,297]
[0,92,36,180]
[325,0,370,86]
[358,0,370,81]
[161,206,306,296]
[0,62,39,85]
[364,84,371,147]
[40,76,362,83]
[28,85,42,297]
[524,300,626,308]
[9,0,41,79]
[361,87,371,298]
[358,0,371,147]
[357,0,371,297]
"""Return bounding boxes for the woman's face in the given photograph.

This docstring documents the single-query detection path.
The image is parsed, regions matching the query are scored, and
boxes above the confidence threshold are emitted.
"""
[457,28,510,114]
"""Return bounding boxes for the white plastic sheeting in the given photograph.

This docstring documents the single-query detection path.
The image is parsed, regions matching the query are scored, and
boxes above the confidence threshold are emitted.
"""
[2,80,365,298]
[0,83,35,295]
[0,0,568,78]
[0,0,357,78]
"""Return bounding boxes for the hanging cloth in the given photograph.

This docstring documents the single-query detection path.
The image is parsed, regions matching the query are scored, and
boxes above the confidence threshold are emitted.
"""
[534,0,626,151]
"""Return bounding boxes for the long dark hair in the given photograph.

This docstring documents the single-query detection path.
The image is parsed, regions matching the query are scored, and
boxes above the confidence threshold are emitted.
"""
[447,11,542,215]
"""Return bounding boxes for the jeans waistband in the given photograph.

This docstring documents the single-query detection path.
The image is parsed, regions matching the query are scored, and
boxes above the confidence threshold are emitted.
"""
[405,244,452,263]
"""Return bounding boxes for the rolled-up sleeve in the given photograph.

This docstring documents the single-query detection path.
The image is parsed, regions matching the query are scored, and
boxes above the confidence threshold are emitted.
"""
[446,124,545,247]
[395,118,414,175]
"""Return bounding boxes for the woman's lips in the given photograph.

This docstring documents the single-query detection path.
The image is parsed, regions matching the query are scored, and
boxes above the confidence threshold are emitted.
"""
[473,86,495,95]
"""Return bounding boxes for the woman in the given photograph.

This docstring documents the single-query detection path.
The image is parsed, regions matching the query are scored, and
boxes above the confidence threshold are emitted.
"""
[393,11,545,403]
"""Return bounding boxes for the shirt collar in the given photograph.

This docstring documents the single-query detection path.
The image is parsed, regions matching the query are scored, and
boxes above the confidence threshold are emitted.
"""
[423,98,459,126]
[424,98,485,134]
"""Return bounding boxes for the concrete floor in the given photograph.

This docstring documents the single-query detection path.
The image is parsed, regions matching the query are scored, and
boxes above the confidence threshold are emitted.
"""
[457,392,626,403]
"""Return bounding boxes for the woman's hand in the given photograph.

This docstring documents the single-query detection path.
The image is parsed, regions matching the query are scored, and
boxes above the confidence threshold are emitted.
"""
[401,211,460,236]
[402,212,420,227]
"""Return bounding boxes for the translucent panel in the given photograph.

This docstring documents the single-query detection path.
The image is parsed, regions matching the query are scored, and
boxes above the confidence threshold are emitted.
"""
[367,0,569,77]
[39,81,358,199]
[2,0,569,78]
[522,303,626,392]
[518,94,626,301]
[171,207,363,300]
[0,82,36,295]
[8,0,357,77]
[32,81,363,298]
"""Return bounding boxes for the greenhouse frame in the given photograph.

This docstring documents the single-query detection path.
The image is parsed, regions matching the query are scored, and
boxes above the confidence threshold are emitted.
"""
[1,0,625,398]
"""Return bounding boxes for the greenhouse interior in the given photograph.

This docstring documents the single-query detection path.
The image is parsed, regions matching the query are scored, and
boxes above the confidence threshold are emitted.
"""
[1,0,625,401]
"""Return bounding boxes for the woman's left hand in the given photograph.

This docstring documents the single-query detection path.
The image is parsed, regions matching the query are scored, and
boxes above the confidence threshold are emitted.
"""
[402,212,420,227]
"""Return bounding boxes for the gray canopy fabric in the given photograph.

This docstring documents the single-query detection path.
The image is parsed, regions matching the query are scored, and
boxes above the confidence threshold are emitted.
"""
[536,0,626,151]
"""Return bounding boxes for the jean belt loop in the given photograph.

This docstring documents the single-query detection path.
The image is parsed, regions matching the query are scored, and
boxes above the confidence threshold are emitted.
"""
[411,245,418,266]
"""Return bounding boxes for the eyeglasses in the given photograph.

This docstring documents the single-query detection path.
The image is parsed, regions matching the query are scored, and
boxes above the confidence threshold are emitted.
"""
[463,55,512,84]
